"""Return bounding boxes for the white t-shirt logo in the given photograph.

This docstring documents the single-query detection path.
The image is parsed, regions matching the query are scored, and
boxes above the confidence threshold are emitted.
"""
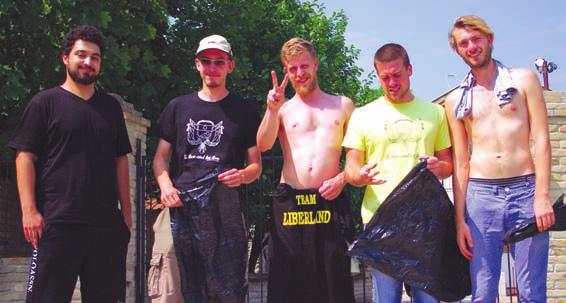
[186,119,224,154]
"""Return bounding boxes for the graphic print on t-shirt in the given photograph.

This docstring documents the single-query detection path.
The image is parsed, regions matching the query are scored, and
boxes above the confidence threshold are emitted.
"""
[384,118,424,143]
[186,119,224,154]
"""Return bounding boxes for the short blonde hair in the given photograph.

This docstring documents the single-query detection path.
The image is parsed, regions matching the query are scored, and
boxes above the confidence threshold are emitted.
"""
[449,15,494,49]
[280,38,316,65]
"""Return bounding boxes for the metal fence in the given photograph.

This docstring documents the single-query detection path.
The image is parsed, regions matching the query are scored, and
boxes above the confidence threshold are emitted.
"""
[133,142,519,303]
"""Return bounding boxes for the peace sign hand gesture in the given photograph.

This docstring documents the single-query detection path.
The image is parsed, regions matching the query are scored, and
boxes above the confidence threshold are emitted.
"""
[267,70,289,111]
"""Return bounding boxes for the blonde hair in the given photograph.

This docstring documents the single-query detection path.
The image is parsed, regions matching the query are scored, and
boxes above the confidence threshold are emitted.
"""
[449,15,494,49]
[280,38,316,65]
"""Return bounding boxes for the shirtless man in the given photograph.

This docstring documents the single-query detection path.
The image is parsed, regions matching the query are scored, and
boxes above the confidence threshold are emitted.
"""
[445,15,554,302]
[257,38,355,303]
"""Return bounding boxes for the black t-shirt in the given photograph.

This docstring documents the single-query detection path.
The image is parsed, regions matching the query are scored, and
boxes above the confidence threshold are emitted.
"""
[8,87,132,226]
[157,92,260,190]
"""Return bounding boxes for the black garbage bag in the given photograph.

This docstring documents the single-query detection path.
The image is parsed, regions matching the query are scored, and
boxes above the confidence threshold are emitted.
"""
[171,165,248,303]
[348,161,471,302]
[504,193,566,244]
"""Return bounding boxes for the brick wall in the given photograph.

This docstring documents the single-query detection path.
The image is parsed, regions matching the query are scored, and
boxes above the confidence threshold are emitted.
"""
[0,96,150,302]
[545,90,566,302]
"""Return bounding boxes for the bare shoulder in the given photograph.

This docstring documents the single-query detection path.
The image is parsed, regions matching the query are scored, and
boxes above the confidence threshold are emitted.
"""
[509,67,540,89]
[279,96,298,117]
[322,93,355,116]
[443,88,461,111]
[338,95,355,114]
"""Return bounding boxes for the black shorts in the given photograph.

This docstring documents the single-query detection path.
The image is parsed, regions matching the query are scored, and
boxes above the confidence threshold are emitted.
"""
[267,183,355,303]
[26,223,130,303]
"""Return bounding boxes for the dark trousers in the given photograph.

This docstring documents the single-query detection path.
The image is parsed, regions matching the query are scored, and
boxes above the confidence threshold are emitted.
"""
[26,223,130,303]
[171,184,247,303]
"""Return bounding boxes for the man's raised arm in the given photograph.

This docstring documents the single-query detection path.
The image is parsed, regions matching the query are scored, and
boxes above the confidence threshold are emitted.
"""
[257,71,288,152]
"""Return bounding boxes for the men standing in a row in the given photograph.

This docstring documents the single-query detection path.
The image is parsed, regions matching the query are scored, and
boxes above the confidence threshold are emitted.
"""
[153,34,261,303]
[9,25,132,302]
[257,37,356,303]
[343,43,453,303]
[445,15,553,302]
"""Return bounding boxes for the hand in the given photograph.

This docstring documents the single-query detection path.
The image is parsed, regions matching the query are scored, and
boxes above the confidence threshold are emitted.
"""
[534,197,555,232]
[422,156,442,177]
[456,221,474,260]
[160,185,182,208]
[358,163,387,186]
[318,175,346,200]
[22,210,44,249]
[266,70,289,111]
[218,169,243,188]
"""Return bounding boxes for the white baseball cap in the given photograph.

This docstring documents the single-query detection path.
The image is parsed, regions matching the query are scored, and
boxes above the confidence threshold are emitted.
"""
[195,34,233,56]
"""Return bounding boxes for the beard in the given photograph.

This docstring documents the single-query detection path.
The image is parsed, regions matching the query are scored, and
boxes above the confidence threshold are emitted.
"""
[462,45,493,69]
[291,75,318,96]
[68,65,99,85]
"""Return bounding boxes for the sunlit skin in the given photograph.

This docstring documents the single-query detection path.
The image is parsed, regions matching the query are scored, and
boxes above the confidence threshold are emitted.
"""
[195,49,234,89]
[62,39,101,86]
[285,51,319,96]
[374,58,414,104]
[452,27,493,69]
[446,27,554,260]
[257,51,355,200]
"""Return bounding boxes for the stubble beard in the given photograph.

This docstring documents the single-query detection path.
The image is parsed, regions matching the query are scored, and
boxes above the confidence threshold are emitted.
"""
[68,66,99,85]
[292,75,318,96]
[464,45,493,69]
[385,87,410,103]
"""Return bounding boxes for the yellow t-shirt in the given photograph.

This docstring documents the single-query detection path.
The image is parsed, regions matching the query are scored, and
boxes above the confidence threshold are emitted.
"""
[343,96,451,223]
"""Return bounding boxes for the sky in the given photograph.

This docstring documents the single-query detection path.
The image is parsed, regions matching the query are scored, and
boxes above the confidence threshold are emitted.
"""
[321,0,566,101]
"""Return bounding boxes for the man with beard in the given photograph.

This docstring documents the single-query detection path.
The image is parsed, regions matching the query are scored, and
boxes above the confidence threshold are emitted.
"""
[257,37,356,303]
[8,25,132,302]
[153,34,261,302]
[445,15,553,302]
[343,43,452,303]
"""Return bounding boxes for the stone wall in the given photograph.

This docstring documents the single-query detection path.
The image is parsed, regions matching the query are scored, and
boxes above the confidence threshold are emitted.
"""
[114,94,151,302]
[545,90,566,302]
[0,96,150,302]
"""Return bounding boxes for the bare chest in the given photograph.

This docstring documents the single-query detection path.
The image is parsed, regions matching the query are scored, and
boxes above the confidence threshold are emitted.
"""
[469,89,527,123]
[282,107,344,135]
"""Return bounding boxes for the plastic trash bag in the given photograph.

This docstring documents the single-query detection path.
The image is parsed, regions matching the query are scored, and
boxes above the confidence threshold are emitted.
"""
[171,165,247,303]
[348,161,471,302]
[504,193,566,243]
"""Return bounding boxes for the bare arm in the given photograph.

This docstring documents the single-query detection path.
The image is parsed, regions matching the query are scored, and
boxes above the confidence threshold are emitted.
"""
[153,139,182,208]
[427,147,453,179]
[257,106,281,152]
[115,155,132,229]
[218,145,262,187]
[318,97,356,200]
[15,151,43,249]
[344,148,385,187]
[445,96,473,260]
[257,71,288,152]
[523,69,554,231]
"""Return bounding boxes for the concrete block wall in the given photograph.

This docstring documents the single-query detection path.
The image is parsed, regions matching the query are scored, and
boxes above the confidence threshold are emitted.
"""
[546,90,566,302]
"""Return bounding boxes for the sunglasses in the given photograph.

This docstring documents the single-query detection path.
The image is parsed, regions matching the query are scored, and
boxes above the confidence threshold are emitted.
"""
[198,57,230,67]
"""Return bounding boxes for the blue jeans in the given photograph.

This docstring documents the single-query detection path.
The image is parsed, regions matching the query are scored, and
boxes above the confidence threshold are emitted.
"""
[467,175,548,303]
[370,268,438,303]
